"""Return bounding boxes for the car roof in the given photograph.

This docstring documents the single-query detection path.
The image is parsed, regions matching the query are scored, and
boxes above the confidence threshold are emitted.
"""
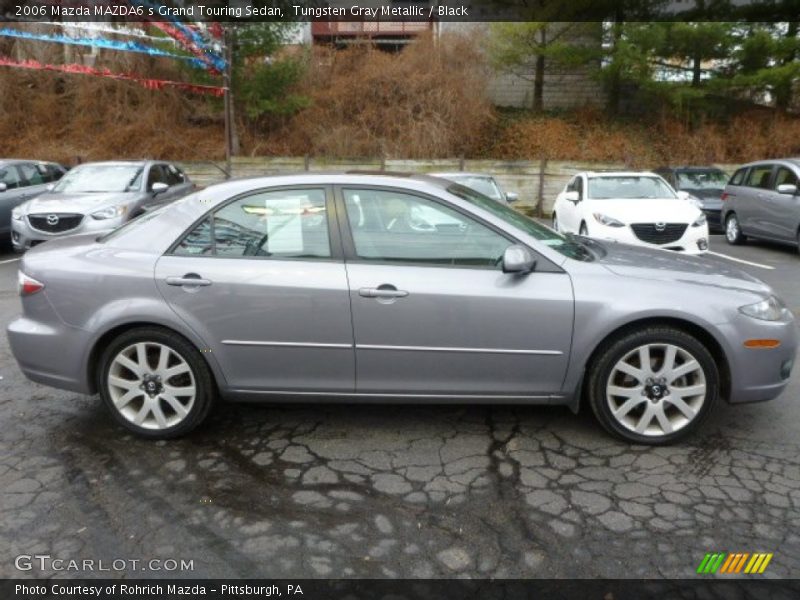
[738,158,800,168]
[430,172,495,179]
[71,160,153,167]
[0,159,60,165]
[198,172,454,198]
[655,166,725,172]
[582,171,661,177]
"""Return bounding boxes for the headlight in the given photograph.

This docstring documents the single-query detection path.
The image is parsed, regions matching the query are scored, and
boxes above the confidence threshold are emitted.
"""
[91,205,127,220]
[592,213,624,227]
[692,213,707,227]
[11,207,23,221]
[739,295,789,321]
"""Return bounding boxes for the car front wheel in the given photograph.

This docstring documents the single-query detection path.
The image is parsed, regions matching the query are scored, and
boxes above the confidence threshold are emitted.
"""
[587,327,719,445]
[725,213,746,245]
[97,327,216,439]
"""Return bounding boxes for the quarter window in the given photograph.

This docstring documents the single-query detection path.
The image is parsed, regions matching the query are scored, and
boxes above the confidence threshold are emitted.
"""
[729,168,747,186]
[174,189,331,259]
[343,188,510,267]
[745,165,773,190]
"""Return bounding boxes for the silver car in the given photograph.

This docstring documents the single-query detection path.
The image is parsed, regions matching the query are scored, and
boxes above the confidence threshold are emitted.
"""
[431,172,518,204]
[11,160,194,251]
[722,158,800,251]
[7,173,797,445]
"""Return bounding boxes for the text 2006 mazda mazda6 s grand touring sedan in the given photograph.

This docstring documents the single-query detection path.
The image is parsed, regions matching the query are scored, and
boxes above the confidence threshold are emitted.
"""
[7,173,797,444]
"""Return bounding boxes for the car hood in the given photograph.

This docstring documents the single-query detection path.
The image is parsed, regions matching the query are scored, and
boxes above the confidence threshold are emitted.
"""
[21,192,137,214]
[593,240,771,295]
[586,198,701,223]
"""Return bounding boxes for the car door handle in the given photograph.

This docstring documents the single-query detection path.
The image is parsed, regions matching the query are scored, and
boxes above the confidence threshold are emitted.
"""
[166,275,212,287]
[359,287,408,299]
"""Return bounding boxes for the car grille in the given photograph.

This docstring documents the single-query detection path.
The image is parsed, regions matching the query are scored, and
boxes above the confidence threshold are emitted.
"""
[630,223,688,245]
[27,213,84,234]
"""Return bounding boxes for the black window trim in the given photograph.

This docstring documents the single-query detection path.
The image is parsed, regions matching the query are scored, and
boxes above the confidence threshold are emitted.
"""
[332,183,561,272]
[165,184,344,262]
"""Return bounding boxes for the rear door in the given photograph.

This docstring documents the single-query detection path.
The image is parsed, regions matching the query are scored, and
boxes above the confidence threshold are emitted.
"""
[559,176,584,232]
[337,186,574,397]
[155,186,355,393]
[739,164,776,238]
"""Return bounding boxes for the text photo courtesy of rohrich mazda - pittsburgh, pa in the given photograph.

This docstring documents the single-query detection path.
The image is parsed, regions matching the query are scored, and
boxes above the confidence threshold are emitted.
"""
[1,2,800,600]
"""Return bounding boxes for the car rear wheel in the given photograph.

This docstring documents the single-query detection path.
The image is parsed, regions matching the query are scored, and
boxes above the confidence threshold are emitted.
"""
[725,213,746,245]
[97,327,215,439]
[587,327,719,445]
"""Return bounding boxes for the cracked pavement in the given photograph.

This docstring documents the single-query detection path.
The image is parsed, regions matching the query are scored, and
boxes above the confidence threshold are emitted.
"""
[1,235,799,579]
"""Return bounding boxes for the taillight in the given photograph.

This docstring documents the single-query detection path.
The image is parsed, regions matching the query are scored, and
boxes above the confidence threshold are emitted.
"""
[721,192,729,201]
[18,271,44,296]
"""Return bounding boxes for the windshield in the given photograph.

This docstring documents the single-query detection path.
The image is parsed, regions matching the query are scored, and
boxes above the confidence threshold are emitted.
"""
[676,170,728,190]
[448,176,504,201]
[587,176,677,200]
[447,184,593,261]
[53,164,143,194]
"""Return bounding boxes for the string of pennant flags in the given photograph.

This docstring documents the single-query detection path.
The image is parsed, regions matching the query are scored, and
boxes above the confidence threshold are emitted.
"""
[0,1,226,96]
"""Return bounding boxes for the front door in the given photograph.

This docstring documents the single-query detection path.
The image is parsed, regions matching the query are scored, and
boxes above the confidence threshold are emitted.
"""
[338,186,574,397]
[155,186,354,393]
[767,166,800,242]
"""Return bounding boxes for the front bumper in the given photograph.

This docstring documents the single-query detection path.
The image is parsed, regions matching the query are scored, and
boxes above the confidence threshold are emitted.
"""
[718,312,797,404]
[11,213,123,251]
[586,221,710,255]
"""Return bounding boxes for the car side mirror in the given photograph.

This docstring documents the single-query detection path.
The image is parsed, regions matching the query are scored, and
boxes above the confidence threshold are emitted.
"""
[505,191,519,203]
[0,182,6,193]
[777,183,798,195]
[564,190,580,204]
[502,245,536,274]
[676,190,690,201]
[151,182,169,195]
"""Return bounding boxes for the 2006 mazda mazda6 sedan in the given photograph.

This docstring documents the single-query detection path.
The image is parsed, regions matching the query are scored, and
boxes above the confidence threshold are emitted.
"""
[7,173,797,444]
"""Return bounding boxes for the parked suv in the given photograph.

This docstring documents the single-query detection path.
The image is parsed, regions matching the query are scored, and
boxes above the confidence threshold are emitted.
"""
[11,160,194,251]
[654,166,728,232]
[721,159,800,251]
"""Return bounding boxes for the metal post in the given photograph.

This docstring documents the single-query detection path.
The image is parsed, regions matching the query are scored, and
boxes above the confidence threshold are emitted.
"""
[222,26,233,179]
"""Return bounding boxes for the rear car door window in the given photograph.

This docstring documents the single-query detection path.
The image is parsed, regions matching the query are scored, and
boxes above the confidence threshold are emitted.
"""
[164,164,185,186]
[173,189,331,259]
[745,165,774,190]
[17,162,45,186]
[342,188,510,267]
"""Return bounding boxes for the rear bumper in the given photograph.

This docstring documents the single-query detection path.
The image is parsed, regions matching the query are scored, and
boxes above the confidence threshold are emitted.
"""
[7,315,92,394]
[702,209,723,231]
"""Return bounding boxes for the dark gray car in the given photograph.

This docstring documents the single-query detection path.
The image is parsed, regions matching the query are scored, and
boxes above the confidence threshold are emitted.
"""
[654,166,728,232]
[11,160,194,251]
[431,172,519,204]
[722,158,800,251]
[7,173,797,445]
[0,159,66,243]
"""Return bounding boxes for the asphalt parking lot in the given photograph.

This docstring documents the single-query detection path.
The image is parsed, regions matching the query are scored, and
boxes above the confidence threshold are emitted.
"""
[0,235,799,579]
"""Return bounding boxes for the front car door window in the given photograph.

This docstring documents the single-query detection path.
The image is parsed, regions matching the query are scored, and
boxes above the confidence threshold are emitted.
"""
[17,163,45,186]
[343,188,509,267]
[0,166,23,190]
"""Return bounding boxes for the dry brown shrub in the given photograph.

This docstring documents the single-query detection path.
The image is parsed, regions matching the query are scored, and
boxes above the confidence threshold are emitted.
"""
[268,33,495,158]
[0,54,224,163]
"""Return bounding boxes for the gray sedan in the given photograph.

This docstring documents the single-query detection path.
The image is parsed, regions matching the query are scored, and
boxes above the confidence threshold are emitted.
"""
[7,173,797,444]
[11,160,194,251]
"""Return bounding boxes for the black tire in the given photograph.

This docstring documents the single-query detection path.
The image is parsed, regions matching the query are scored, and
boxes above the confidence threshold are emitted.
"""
[725,212,746,245]
[587,326,719,445]
[97,327,216,439]
[579,222,588,236]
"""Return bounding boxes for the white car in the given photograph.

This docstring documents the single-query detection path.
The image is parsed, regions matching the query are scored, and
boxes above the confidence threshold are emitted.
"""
[552,171,709,255]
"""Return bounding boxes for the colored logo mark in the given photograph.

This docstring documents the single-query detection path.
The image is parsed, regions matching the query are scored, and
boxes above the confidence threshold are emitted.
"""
[697,552,773,574]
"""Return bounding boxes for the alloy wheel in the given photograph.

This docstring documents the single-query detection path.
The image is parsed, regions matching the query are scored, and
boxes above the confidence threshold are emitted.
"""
[726,215,740,243]
[605,343,706,437]
[107,342,196,430]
